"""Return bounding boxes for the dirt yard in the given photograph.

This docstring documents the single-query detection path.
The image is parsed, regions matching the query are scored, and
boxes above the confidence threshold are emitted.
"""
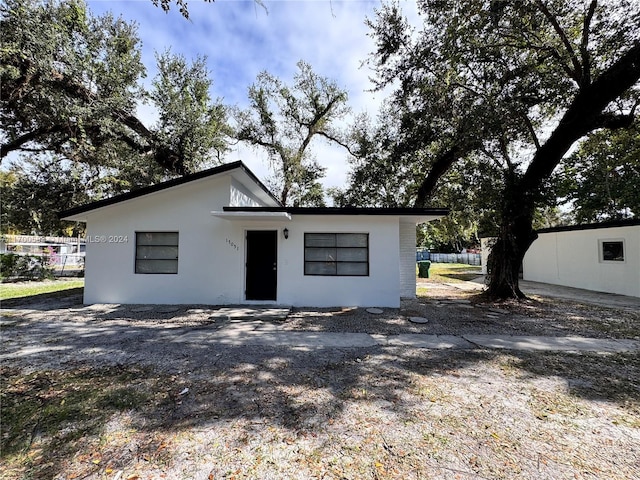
[1,280,639,480]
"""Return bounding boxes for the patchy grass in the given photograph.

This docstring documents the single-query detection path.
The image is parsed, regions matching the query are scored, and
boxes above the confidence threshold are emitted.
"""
[2,281,638,479]
[0,280,84,301]
[509,351,640,409]
[475,294,640,339]
[0,365,171,480]
[420,262,482,283]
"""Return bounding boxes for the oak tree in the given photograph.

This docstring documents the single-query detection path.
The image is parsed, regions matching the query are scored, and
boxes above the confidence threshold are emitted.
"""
[558,122,640,222]
[1,0,230,178]
[235,61,351,206]
[360,0,640,298]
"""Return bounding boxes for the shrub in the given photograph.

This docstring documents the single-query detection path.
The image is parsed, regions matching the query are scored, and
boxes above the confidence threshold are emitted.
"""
[1,253,54,281]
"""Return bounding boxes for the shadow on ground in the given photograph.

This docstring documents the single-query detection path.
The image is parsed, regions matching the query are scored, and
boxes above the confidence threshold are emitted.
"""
[434,272,482,282]
[1,287,84,309]
[3,337,639,478]
[2,291,639,479]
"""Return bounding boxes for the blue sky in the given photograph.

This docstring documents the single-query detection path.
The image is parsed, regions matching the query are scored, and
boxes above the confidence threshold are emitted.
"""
[87,0,419,189]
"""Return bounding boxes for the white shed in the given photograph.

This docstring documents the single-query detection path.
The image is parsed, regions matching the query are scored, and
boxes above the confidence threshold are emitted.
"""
[60,161,446,307]
[522,220,640,298]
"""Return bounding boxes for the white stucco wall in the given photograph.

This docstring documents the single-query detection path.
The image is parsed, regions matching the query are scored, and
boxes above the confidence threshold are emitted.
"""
[522,225,640,297]
[274,215,402,307]
[399,222,416,298]
[82,175,405,306]
[229,178,262,207]
[83,174,247,305]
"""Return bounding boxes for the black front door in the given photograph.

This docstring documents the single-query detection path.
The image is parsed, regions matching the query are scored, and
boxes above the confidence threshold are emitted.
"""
[245,230,277,301]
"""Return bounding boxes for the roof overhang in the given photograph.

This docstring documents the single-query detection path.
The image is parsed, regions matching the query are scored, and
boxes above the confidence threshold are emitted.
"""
[535,218,640,234]
[211,211,292,222]
[227,168,281,207]
[221,206,448,224]
[398,215,444,224]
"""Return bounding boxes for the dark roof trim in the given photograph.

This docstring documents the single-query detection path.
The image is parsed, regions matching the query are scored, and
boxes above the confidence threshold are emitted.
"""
[223,206,449,216]
[536,218,640,234]
[59,161,281,218]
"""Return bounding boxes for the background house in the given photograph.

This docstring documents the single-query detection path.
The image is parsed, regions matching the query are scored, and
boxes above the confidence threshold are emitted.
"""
[522,219,640,297]
[61,161,446,307]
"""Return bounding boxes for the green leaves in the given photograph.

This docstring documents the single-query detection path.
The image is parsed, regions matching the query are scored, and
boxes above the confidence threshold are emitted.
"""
[1,0,145,163]
[348,1,640,297]
[558,123,640,222]
[0,0,234,235]
[0,157,90,236]
[235,61,350,206]
[151,51,230,172]
[151,0,216,20]
[1,0,231,178]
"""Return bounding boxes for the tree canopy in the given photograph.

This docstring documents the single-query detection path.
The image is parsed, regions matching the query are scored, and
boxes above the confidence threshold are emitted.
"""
[0,158,90,236]
[345,0,640,298]
[558,122,640,223]
[1,0,230,178]
[1,0,232,234]
[235,61,351,206]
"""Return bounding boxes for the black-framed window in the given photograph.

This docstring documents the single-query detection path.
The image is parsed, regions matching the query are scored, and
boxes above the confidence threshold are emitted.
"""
[304,233,369,276]
[135,232,179,274]
[600,240,624,262]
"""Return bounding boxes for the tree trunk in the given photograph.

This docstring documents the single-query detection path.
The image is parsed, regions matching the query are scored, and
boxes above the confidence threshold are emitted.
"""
[486,182,538,299]
[486,227,532,299]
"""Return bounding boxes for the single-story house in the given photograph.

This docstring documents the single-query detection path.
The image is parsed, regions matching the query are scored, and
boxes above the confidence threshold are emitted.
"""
[60,161,447,307]
[522,219,640,298]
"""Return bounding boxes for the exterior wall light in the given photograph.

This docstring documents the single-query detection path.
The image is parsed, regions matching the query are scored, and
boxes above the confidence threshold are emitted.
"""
[283,228,289,239]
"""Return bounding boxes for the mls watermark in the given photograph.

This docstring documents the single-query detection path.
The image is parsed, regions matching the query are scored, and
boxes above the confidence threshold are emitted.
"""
[86,235,129,243]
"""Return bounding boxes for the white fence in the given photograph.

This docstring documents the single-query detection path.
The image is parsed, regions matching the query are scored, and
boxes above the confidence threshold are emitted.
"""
[417,251,482,266]
[52,253,85,275]
[1,252,85,277]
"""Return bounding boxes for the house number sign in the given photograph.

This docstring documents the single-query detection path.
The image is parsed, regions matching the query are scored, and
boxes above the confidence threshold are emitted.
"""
[226,238,239,251]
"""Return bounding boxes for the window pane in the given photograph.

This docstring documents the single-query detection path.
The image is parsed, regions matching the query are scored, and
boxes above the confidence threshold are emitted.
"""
[602,241,624,261]
[337,262,368,276]
[305,262,336,275]
[337,233,368,248]
[336,248,367,262]
[136,232,178,246]
[304,232,369,277]
[136,245,178,260]
[136,259,178,274]
[305,248,336,261]
[136,232,179,274]
[305,233,336,247]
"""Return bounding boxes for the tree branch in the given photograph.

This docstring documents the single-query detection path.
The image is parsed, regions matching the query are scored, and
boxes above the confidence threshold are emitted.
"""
[504,29,576,81]
[591,113,636,130]
[296,95,344,160]
[580,0,598,86]
[480,146,505,168]
[113,110,155,139]
[522,42,640,192]
[497,130,514,172]
[316,130,359,158]
[413,146,459,207]
[0,125,65,159]
[520,112,541,150]
[535,0,583,84]
[303,96,341,131]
